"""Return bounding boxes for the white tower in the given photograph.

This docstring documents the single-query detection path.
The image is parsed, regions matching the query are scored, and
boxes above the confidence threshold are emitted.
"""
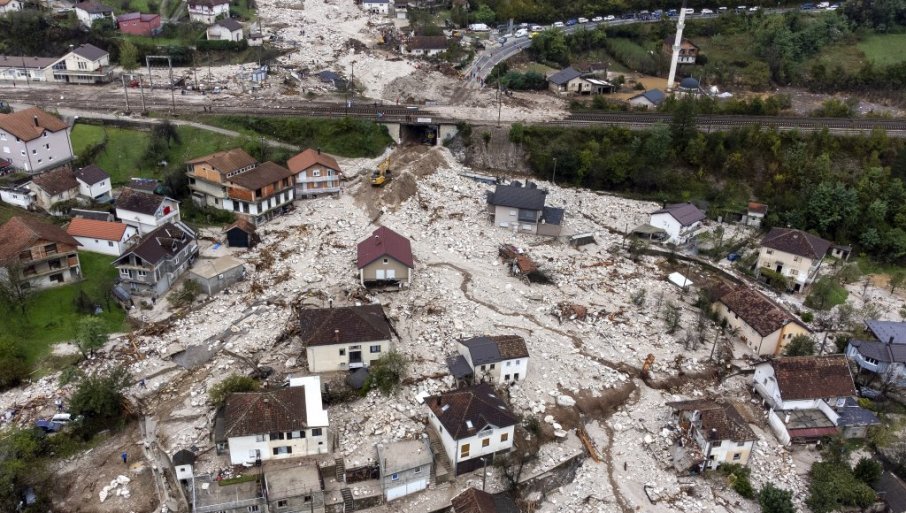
[666,1,688,93]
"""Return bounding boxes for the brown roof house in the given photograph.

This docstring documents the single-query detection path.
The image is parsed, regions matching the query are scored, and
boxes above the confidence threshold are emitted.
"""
[298,304,393,373]
[451,487,520,513]
[426,383,517,475]
[662,37,699,64]
[757,227,832,293]
[113,222,197,297]
[753,355,875,445]
[28,167,80,212]
[114,187,181,236]
[666,399,756,472]
[448,335,529,385]
[287,148,343,198]
[66,218,138,256]
[711,285,811,356]
[0,216,82,289]
[186,148,258,208]
[224,217,260,249]
[0,107,73,174]
[215,375,329,465]
[403,35,452,57]
[356,226,414,287]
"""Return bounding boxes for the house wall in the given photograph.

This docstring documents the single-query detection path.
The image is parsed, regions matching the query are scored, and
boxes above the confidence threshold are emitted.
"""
[174,464,193,481]
[713,301,808,356]
[78,178,111,200]
[360,257,411,284]
[363,1,390,13]
[495,357,528,384]
[0,0,23,13]
[17,245,81,289]
[566,77,592,93]
[206,26,243,41]
[629,96,657,109]
[115,199,180,235]
[427,410,515,467]
[188,264,245,295]
[73,227,136,256]
[757,247,819,288]
[59,53,108,73]
[649,213,682,243]
[30,183,78,211]
[0,128,73,174]
[0,66,52,82]
[268,491,326,513]
[76,8,110,27]
[753,363,783,408]
[493,205,539,234]
[296,166,341,196]
[537,221,562,237]
[227,429,329,465]
[704,438,754,468]
[306,339,392,373]
[188,2,229,23]
[767,409,792,446]
[188,175,227,207]
[846,345,906,385]
[116,241,197,296]
[0,188,33,208]
[223,187,294,224]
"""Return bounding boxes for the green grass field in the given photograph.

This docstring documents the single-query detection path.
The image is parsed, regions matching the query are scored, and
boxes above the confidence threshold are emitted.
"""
[2,252,127,366]
[857,33,906,66]
[97,0,152,14]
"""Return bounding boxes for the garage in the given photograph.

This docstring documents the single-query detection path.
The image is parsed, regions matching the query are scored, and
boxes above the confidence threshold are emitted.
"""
[385,477,428,501]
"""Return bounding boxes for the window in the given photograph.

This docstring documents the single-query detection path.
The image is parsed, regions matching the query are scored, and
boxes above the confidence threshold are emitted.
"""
[78,61,87,70]
[277,500,288,508]
[737,441,746,447]
[514,373,520,380]
[504,374,510,381]
[312,170,321,177]
[255,434,267,442]
[311,428,323,437]
[500,432,509,442]
[732,453,741,461]
[793,256,801,262]
[414,466,421,474]
[120,268,130,277]
[339,349,346,356]
[382,258,388,264]
[391,473,399,481]
[370,345,381,353]
[482,438,490,448]
[515,360,520,364]
[480,365,485,371]
[766,249,773,255]
[270,432,285,441]
[490,364,495,369]
[108,241,114,247]
[272,446,292,455]
[290,431,304,439]
[506,361,511,366]
[137,270,147,278]
[49,273,64,283]
[247,506,260,513]
[44,144,49,150]
[460,444,470,458]
[31,149,36,155]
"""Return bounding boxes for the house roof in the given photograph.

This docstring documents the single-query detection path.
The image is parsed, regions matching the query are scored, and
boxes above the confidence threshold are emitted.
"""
[227,162,293,191]
[31,167,79,196]
[115,188,168,215]
[71,208,113,221]
[451,488,498,513]
[865,320,906,345]
[297,304,392,346]
[223,386,309,438]
[488,182,547,210]
[225,217,257,235]
[71,43,109,61]
[877,471,906,513]
[835,397,881,427]
[548,66,583,85]
[716,286,807,337]
[651,202,706,226]
[117,12,160,22]
[747,202,768,215]
[447,355,473,379]
[189,255,244,279]
[286,148,341,174]
[66,218,129,241]
[679,77,701,90]
[848,339,906,364]
[0,107,68,142]
[0,216,80,264]
[186,148,257,175]
[189,0,230,6]
[127,177,160,193]
[356,226,414,269]
[0,55,58,70]
[214,18,243,32]
[379,439,433,475]
[426,383,517,440]
[760,227,832,260]
[771,355,856,401]
[172,449,196,466]
[667,399,755,442]
[114,222,193,266]
[75,1,112,13]
[663,37,698,48]
[460,335,528,365]
[409,36,449,50]
[630,89,666,105]
[74,164,109,186]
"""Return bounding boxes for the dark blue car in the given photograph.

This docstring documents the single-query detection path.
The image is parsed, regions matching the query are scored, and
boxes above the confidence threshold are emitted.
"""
[566,18,578,26]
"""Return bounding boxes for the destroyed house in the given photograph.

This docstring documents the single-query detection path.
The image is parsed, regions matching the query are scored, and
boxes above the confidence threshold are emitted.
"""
[757,227,832,292]
[426,383,517,475]
[287,148,343,198]
[190,474,265,513]
[448,335,529,385]
[847,320,906,386]
[0,216,81,289]
[113,222,197,297]
[216,376,329,465]
[114,187,181,236]
[487,181,564,236]
[263,460,326,513]
[666,399,756,471]
[711,285,811,356]
[451,487,520,513]
[356,226,414,287]
[298,304,393,373]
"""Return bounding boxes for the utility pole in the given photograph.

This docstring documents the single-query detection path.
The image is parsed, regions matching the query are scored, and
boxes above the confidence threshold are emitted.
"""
[121,75,131,112]
[552,157,557,184]
[139,78,147,112]
[21,53,31,88]
[496,65,502,128]
[168,57,176,113]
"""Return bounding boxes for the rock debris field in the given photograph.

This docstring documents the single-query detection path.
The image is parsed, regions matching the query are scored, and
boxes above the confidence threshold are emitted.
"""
[0,146,816,512]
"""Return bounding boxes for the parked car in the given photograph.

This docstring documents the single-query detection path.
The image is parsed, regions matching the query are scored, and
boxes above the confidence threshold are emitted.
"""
[800,2,815,8]
[826,4,839,9]
[604,14,616,20]
[736,5,747,11]
[591,15,603,22]
[578,17,589,23]
[718,6,729,11]
[35,420,64,433]
[817,1,830,7]
[530,24,543,31]
[683,8,695,14]
[553,21,565,28]
[701,8,714,14]
[667,8,678,16]
[565,18,578,26]
[748,6,760,11]
[515,28,528,38]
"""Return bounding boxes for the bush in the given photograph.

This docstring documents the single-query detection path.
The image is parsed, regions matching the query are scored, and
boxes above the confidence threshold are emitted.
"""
[784,334,816,356]
[759,483,795,513]
[170,280,202,307]
[805,277,849,310]
[69,366,132,436]
[801,311,814,323]
[364,351,408,395]
[807,461,877,513]
[718,463,755,499]
[208,374,260,407]
[0,339,29,391]
[853,457,882,486]
[196,38,249,52]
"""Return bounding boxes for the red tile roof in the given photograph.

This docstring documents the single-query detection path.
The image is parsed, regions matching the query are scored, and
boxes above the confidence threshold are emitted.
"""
[0,216,79,264]
[357,226,414,269]
[31,167,79,196]
[286,148,341,175]
[716,286,807,337]
[223,386,309,438]
[772,355,856,401]
[451,488,498,513]
[66,218,129,241]
[0,107,68,142]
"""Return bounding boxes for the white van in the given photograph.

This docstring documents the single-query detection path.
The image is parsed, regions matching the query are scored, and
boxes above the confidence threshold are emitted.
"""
[553,21,565,28]
[530,24,543,32]
[683,8,695,14]
[515,28,529,38]
[468,23,491,32]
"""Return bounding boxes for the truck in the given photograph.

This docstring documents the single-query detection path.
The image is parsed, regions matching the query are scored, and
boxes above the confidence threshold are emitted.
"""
[468,23,490,32]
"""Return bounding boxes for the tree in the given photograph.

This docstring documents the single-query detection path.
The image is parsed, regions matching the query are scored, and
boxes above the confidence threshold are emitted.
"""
[119,40,139,71]
[784,334,816,356]
[0,339,29,391]
[670,97,697,149]
[69,366,132,435]
[75,316,107,359]
[853,458,882,486]
[759,483,795,513]
[804,276,848,310]
[364,351,408,395]
[889,271,905,293]
[471,3,495,24]
[529,29,569,67]
[663,302,681,334]
[208,374,260,407]
[807,461,877,513]
[0,263,33,317]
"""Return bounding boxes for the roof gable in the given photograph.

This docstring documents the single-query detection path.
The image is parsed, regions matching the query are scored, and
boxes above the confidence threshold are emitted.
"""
[223,386,309,438]
[0,107,68,142]
[0,216,80,263]
[760,227,832,260]
[771,355,856,401]
[716,286,806,337]
[356,226,414,269]
[298,304,392,346]
[286,148,341,174]
[426,383,517,440]
[651,202,706,226]
[488,182,547,210]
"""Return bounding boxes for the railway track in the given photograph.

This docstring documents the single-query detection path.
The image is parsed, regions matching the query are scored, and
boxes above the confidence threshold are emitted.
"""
[567,112,906,131]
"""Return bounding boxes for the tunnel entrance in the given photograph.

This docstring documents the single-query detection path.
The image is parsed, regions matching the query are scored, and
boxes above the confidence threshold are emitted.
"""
[400,123,439,146]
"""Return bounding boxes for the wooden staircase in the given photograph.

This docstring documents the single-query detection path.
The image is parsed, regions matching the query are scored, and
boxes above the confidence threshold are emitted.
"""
[341,487,354,512]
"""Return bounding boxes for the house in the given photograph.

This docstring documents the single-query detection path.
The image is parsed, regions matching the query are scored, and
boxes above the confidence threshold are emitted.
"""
[0,107,73,174]
[29,167,79,212]
[50,43,113,84]
[753,356,876,444]
[286,148,343,198]
[298,304,393,373]
[403,36,450,57]
[395,1,408,18]
[451,487,520,513]
[546,67,612,95]
[74,164,112,202]
[426,383,517,475]
[666,399,756,471]
[377,438,433,501]
[628,89,666,109]
[127,177,162,194]
[224,218,259,248]
[876,471,906,513]
[448,335,529,385]
[487,181,565,236]
[66,218,137,256]
[171,449,195,482]
[113,222,198,296]
[75,1,114,28]
[186,148,258,208]
[0,183,34,209]
[743,202,768,227]
[71,208,114,222]
[830,244,852,261]
[846,320,906,387]
[187,0,230,24]
[0,55,57,82]
[363,0,391,14]
[711,285,812,356]
[206,18,244,41]
[217,375,329,465]
[223,161,295,225]
[356,226,414,287]
[648,202,706,245]
[0,0,23,14]
[757,227,832,293]
[187,255,245,295]
[116,12,162,37]
[114,188,181,235]
[663,37,699,64]
[263,460,326,513]
[191,474,265,513]
[0,216,82,289]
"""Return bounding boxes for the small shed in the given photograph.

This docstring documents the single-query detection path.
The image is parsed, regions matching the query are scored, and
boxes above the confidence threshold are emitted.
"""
[188,256,245,295]
[172,449,196,481]
[224,218,259,248]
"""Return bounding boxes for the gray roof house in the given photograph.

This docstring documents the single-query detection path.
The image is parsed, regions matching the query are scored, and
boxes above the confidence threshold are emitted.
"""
[629,89,666,109]
[187,255,245,296]
[487,181,564,236]
[648,202,707,245]
[876,471,906,513]
[547,67,613,95]
[449,335,529,385]
[846,320,906,387]
[113,222,198,297]
[377,438,433,501]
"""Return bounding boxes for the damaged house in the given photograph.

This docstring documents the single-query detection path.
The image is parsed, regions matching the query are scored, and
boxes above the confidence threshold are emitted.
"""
[847,320,906,387]
[113,222,198,296]
[451,487,520,513]
[115,187,181,236]
[487,181,564,237]
[0,216,81,289]
[447,335,529,385]
[356,226,414,287]
[377,438,433,501]
[426,383,517,475]
[711,285,811,356]
[298,304,393,373]
[666,399,756,472]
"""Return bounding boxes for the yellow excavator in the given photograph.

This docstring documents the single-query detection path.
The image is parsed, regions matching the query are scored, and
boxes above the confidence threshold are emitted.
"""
[371,158,392,187]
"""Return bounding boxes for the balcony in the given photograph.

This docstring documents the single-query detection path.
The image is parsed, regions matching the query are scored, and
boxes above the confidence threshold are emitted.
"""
[296,175,340,184]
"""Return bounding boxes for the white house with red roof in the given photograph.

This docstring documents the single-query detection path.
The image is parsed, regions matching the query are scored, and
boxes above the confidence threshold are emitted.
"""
[66,218,137,256]
[356,226,413,287]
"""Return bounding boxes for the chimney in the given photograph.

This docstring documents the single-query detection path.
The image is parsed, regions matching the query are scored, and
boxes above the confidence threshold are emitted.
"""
[784,413,791,424]
[889,336,894,345]
[334,329,339,342]
[317,147,321,154]
[328,298,333,309]
[33,115,38,127]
